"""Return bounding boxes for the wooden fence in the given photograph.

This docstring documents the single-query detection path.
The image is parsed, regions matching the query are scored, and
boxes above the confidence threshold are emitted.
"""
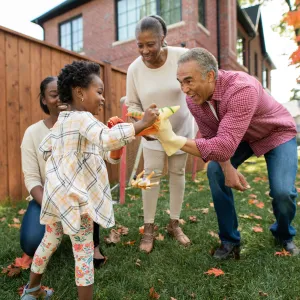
[0,25,204,202]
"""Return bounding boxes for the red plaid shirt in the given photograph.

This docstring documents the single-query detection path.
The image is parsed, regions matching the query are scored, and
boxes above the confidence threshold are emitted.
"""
[187,70,297,162]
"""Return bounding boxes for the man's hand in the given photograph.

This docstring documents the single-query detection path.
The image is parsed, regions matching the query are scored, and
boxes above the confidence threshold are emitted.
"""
[220,161,250,191]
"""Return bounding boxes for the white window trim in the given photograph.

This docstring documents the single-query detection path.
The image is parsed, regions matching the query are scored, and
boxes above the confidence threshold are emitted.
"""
[112,21,186,47]
[197,22,210,36]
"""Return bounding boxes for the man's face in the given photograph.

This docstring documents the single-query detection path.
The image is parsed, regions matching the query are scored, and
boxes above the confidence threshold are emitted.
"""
[177,60,215,105]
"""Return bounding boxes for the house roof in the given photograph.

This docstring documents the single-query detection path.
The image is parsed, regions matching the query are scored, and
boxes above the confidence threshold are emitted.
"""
[239,4,276,69]
[32,0,92,26]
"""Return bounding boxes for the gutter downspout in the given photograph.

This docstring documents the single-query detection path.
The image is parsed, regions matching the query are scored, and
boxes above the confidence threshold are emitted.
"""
[216,0,221,68]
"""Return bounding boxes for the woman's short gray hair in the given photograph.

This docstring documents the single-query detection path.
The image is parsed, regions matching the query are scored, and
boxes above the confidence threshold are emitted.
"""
[178,48,218,79]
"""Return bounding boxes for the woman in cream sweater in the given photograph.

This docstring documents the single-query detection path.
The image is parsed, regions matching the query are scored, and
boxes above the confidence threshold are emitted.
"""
[126,15,194,253]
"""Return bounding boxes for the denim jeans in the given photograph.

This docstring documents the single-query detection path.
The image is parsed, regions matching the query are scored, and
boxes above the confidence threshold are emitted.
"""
[20,199,101,256]
[207,138,298,245]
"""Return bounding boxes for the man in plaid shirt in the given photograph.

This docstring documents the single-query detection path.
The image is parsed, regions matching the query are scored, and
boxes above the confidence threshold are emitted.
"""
[176,48,298,259]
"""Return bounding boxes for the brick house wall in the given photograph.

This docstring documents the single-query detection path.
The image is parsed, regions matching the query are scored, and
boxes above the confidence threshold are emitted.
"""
[40,0,258,73]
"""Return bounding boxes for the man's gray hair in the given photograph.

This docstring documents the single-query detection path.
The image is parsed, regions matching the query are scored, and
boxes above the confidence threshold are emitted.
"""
[178,48,218,79]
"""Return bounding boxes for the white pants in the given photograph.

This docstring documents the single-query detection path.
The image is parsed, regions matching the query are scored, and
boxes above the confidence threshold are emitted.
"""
[142,147,188,223]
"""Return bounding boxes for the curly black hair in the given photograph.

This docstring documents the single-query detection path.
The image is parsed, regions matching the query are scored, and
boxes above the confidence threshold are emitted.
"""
[57,60,101,103]
[39,76,57,114]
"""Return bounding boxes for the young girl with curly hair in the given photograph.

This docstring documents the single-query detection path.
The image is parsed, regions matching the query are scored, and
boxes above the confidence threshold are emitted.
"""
[20,61,159,300]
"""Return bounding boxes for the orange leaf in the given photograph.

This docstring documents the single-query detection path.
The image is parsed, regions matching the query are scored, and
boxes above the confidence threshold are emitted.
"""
[248,194,257,199]
[149,287,160,299]
[284,10,300,28]
[123,240,136,246]
[155,233,164,241]
[255,202,265,209]
[0,217,6,222]
[8,223,21,229]
[249,213,262,220]
[13,218,20,224]
[117,225,129,235]
[18,209,26,215]
[2,265,21,277]
[204,268,225,277]
[248,199,258,205]
[186,203,190,208]
[252,226,263,232]
[275,249,291,256]
[189,216,197,222]
[14,254,32,269]
[139,225,144,235]
[209,202,214,207]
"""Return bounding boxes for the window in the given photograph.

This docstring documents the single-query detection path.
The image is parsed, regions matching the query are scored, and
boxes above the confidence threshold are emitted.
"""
[262,66,269,89]
[198,0,206,26]
[116,0,181,41]
[59,16,83,52]
[254,52,258,77]
[236,33,246,66]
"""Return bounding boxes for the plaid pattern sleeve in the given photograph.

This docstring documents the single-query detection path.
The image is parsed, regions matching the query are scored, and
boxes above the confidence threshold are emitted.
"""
[39,132,53,161]
[79,112,135,152]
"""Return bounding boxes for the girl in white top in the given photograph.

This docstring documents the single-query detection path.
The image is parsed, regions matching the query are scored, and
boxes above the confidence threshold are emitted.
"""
[126,15,194,253]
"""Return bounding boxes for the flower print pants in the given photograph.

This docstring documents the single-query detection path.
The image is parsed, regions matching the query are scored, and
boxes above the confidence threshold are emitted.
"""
[31,214,94,286]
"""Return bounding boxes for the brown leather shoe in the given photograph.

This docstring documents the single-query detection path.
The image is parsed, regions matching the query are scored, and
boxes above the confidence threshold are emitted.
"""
[139,223,155,253]
[167,219,191,247]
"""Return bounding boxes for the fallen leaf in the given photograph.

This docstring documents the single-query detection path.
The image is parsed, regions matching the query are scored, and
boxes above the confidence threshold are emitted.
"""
[135,259,141,267]
[198,186,204,191]
[209,202,214,207]
[189,293,196,298]
[297,187,300,193]
[129,194,138,200]
[252,226,263,232]
[200,208,209,214]
[275,249,291,256]
[186,203,190,208]
[165,209,170,215]
[248,194,257,199]
[149,287,160,299]
[170,297,177,300]
[139,225,144,235]
[8,223,21,229]
[155,233,164,241]
[265,191,270,196]
[104,229,121,244]
[157,279,164,284]
[2,265,21,277]
[204,268,225,277]
[248,199,258,205]
[255,202,265,209]
[194,179,200,183]
[189,216,197,222]
[123,240,136,246]
[298,201,300,206]
[14,254,32,269]
[0,217,6,222]
[259,291,268,297]
[249,213,262,220]
[208,231,219,239]
[117,225,129,235]
[18,209,26,215]
[178,219,186,225]
[239,214,252,219]
[13,218,20,224]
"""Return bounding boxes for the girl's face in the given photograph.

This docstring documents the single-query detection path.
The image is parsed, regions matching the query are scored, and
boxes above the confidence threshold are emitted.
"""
[136,30,164,65]
[42,79,66,116]
[81,75,105,115]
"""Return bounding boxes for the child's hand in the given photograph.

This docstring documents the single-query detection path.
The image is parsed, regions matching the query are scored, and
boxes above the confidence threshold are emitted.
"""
[141,104,159,128]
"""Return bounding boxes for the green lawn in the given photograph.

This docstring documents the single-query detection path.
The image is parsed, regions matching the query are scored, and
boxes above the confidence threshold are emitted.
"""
[1,157,300,300]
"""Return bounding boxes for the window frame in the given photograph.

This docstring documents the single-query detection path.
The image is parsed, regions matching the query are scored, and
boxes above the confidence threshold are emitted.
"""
[198,0,206,27]
[236,32,246,67]
[58,14,83,52]
[262,66,269,89]
[254,52,258,77]
[115,0,182,41]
